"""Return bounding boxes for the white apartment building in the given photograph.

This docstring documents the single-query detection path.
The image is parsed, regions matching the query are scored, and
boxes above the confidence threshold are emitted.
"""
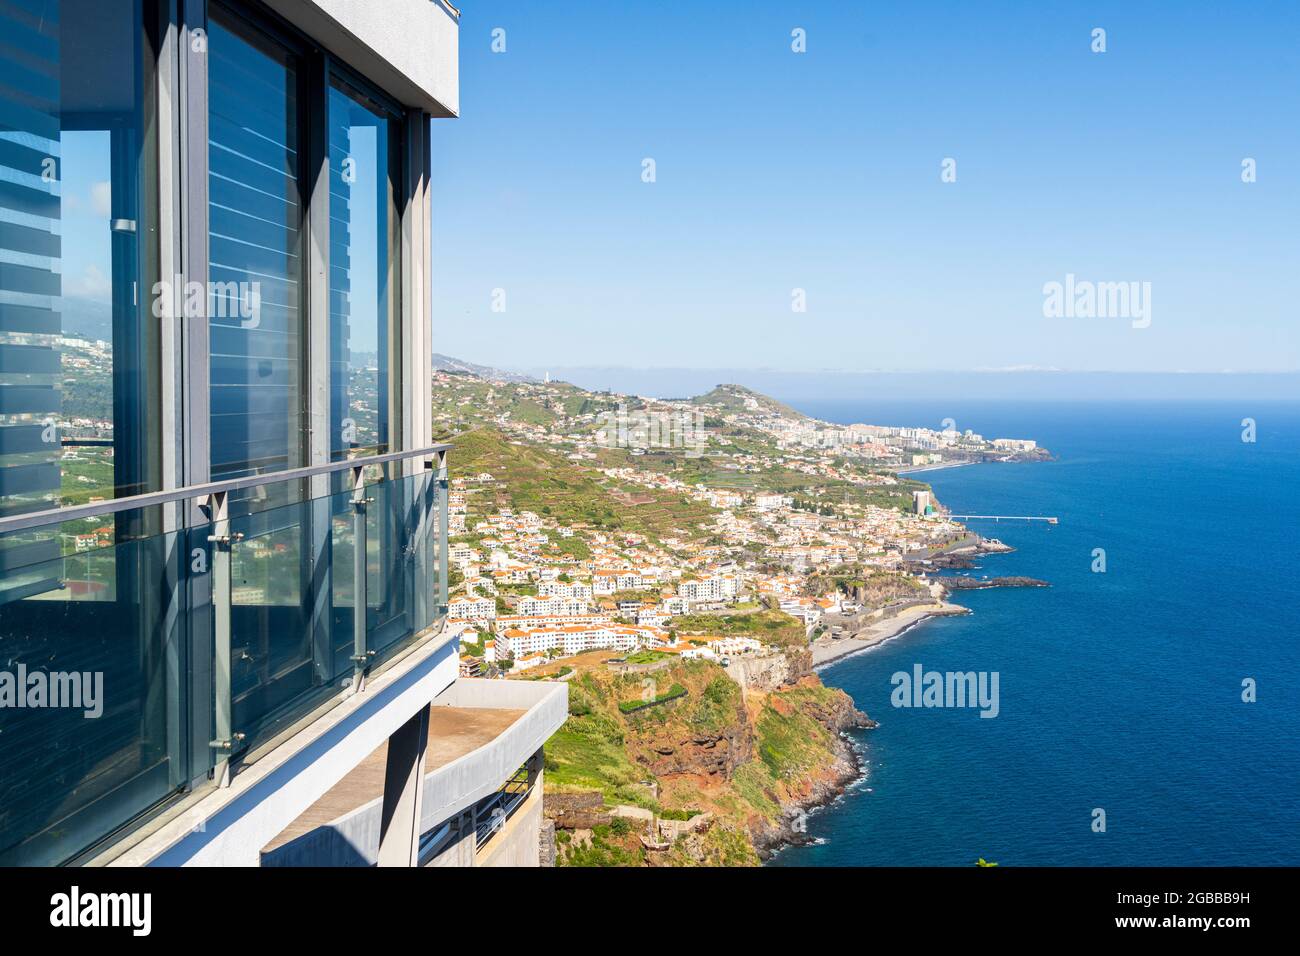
[780,598,824,631]
[678,574,738,604]
[464,576,498,596]
[518,594,590,617]
[706,489,745,509]
[447,596,497,622]
[707,636,764,656]
[538,580,595,601]
[592,570,647,594]
[6,0,569,872]
[497,624,647,659]
[448,543,478,565]
[661,596,689,616]
[493,613,611,635]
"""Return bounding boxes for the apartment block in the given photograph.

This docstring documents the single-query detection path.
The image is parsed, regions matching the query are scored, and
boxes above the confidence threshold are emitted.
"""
[518,594,589,617]
[448,596,497,622]
[0,0,564,868]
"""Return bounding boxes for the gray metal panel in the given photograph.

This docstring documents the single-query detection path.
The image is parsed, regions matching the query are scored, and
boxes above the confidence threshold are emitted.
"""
[180,0,212,789]
[399,108,417,471]
[180,0,210,495]
[157,0,184,519]
[420,115,433,459]
[157,0,187,792]
[305,51,333,681]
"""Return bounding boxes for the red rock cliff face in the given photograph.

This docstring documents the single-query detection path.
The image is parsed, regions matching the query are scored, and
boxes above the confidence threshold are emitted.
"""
[747,677,874,859]
[544,655,876,865]
[792,675,876,732]
[637,722,754,779]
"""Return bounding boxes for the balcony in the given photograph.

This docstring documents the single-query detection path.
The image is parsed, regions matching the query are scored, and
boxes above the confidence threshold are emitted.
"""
[259,678,568,867]
[0,445,450,866]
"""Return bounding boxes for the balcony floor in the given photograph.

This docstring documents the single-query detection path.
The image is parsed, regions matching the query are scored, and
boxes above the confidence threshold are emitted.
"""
[261,706,525,854]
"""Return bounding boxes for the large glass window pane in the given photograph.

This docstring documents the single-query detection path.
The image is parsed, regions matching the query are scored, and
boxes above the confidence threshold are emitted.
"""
[327,77,400,462]
[0,516,183,865]
[228,491,339,739]
[206,10,316,757]
[208,11,304,483]
[0,0,160,515]
[0,0,175,867]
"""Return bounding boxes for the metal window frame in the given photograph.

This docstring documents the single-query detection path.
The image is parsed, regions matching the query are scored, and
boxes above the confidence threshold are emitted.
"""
[6,0,444,863]
[326,61,409,471]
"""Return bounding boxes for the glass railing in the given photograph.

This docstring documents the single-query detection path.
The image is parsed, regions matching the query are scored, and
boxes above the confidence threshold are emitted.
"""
[0,446,449,866]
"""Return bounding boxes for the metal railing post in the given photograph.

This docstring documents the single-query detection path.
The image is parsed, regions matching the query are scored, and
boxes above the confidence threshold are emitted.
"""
[350,465,373,692]
[206,490,243,786]
[436,450,449,615]
[417,458,435,628]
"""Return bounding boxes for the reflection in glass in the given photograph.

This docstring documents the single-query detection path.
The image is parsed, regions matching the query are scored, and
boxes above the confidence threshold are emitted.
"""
[208,12,304,483]
[224,472,438,746]
[0,513,181,866]
[327,78,399,461]
[0,0,173,866]
[0,0,160,518]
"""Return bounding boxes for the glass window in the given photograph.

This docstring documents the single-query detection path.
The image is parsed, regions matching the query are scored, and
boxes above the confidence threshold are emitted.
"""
[207,10,305,482]
[206,9,315,748]
[327,76,400,461]
[0,0,160,515]
[0,0,172,866]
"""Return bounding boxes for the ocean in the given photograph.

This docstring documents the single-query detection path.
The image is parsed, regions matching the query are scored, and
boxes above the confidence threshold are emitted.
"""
[767,400,1300,866]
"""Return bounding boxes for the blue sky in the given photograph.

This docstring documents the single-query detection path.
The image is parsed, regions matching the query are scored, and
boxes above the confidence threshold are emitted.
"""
[429,1,1299,375]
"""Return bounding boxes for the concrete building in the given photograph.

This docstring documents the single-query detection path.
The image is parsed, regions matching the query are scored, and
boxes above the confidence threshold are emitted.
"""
[0,0,564,868]
[448,595,498,622]
[518,594,590,617]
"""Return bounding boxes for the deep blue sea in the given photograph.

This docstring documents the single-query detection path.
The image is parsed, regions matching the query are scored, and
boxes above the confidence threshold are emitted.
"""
[768,401,1300,866]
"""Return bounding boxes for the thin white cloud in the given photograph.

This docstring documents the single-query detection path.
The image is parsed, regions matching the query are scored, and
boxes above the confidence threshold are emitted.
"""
[63,263,112,300]
[90,181,112,218]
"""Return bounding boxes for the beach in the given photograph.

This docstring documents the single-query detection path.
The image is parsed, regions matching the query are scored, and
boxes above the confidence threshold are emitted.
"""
[811,602,970,668]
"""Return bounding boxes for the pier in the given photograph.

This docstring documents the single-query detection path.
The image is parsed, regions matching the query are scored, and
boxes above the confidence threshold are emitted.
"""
[944,515,1059,524]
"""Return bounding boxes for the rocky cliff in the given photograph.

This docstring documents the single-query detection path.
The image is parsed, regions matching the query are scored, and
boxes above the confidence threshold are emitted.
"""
[539,653,873,866]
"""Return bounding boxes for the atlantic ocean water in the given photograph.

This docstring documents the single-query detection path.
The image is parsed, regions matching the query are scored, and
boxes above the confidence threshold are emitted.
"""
[768,401,1300,866]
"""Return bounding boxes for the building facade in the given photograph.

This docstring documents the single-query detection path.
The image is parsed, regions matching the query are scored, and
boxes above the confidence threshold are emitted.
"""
[0,0,564,868]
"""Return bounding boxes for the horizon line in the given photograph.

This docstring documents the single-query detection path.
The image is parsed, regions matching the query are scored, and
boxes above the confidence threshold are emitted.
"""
[507,365,1300,377]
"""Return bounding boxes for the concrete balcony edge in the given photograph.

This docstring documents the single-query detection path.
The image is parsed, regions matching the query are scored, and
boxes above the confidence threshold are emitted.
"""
[260,678,568,867]
[422,678,569,827]
[106,626,461,867]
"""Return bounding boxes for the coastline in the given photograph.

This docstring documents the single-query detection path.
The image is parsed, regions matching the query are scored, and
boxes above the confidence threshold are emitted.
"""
[811,601,970,669]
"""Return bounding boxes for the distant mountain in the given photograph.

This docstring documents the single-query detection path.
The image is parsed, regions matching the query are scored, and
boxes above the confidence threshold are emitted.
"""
[689,384,804,420]
[431,353,537,383]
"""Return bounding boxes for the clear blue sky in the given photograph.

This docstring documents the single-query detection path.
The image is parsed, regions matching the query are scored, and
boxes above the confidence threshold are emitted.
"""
[429,1,1299,374]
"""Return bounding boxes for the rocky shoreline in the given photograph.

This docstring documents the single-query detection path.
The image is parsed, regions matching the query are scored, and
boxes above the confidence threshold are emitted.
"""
[752,695,875,860]
[764,538,1049,859]
[942,575,1050,590]
[912,537,1016,570]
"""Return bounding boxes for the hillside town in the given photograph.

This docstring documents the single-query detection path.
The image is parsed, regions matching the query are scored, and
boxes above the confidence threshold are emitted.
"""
[435,367,1046,678]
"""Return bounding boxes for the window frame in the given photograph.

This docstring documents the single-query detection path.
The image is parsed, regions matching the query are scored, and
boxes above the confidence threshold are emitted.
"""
[324,62,407,466]
[205,0,315,486]
[184,0,416,769]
